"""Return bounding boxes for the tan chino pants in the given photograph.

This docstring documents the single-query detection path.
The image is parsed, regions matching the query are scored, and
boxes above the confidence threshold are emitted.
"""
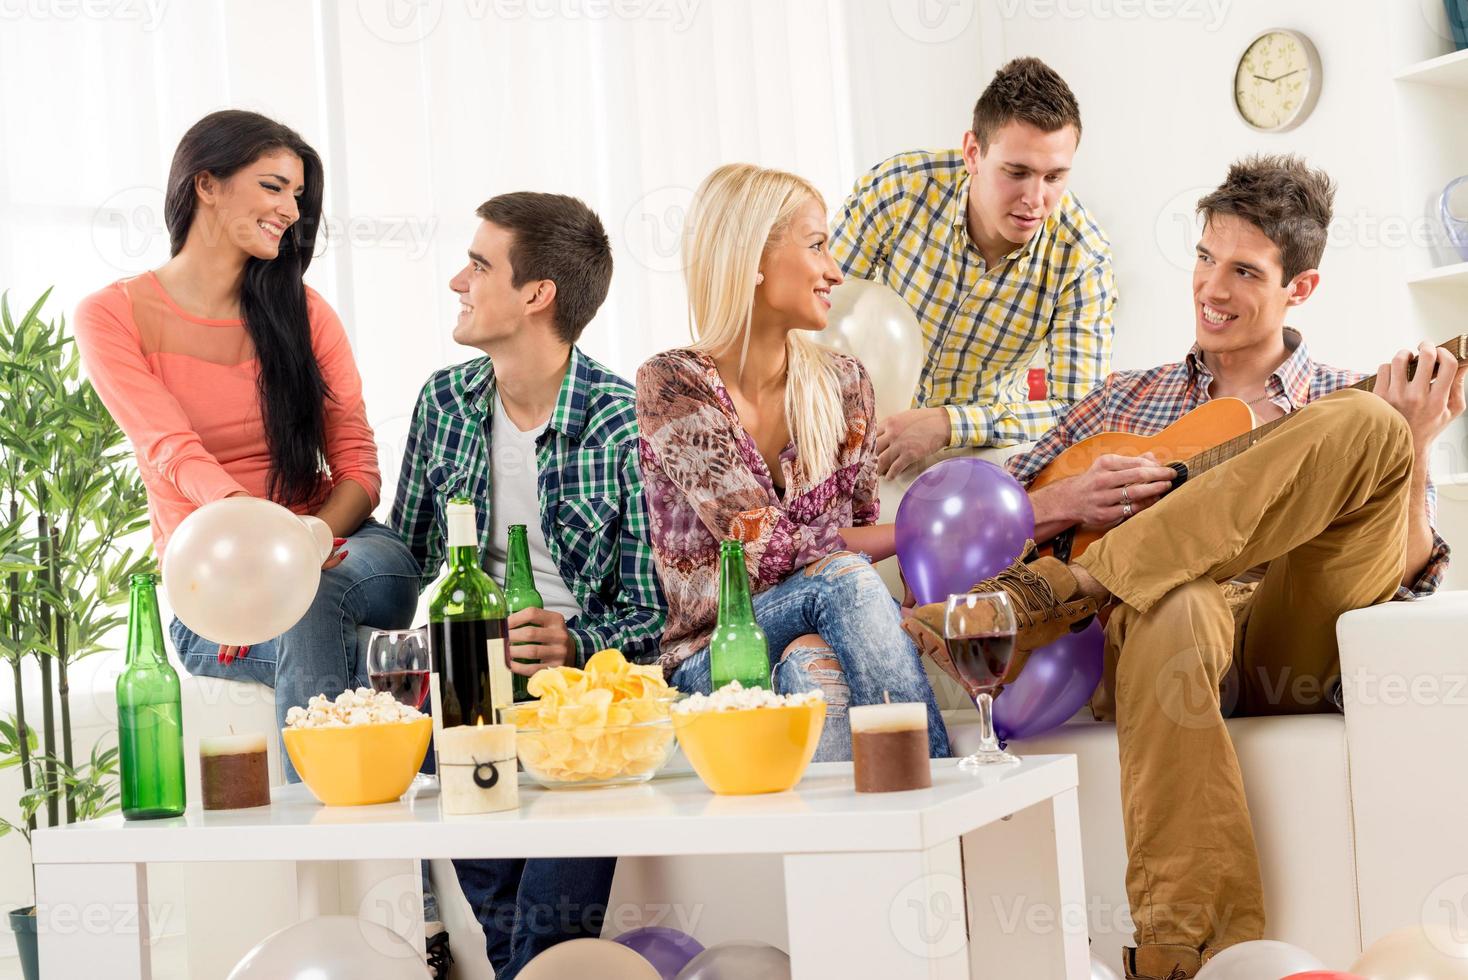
[1076,389,1414,964]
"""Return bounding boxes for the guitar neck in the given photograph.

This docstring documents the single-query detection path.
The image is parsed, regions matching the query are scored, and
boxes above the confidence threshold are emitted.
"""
[1180,335,1468,480]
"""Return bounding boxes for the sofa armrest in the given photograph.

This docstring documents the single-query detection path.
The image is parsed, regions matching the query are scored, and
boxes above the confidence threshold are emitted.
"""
[1338,591,1468,947]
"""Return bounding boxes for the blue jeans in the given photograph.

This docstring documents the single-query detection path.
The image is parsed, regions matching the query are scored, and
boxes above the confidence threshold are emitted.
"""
[452,857,616,979]
[171,518,421,782]
[671,552,949,760]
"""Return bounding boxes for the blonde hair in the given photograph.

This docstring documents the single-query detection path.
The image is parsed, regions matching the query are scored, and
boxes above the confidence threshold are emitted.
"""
[683,163,845,486]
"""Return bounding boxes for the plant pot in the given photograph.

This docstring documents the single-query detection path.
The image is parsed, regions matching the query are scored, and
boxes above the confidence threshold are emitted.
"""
[8,906,39,980]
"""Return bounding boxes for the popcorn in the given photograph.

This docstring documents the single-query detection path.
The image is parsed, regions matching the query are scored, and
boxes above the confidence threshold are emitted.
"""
[672,680,824,715]
[283,687,424,729]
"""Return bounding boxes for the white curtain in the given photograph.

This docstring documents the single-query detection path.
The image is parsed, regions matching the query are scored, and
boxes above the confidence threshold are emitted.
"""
[0,0,987,511]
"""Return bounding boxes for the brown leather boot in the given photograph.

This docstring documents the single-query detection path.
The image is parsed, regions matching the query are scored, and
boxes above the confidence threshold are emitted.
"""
[1123,944,1204,980]
[901,540,1101,684]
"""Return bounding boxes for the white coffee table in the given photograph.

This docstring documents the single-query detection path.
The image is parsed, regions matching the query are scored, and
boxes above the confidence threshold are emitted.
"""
[32,755,1088,979]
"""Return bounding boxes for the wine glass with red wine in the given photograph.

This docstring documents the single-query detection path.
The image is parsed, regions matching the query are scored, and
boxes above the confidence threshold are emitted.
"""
[366,627,432,710]
[943,591,1021,768]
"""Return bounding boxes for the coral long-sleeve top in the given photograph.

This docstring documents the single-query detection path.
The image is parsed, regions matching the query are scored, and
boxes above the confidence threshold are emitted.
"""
[75,272,381,558]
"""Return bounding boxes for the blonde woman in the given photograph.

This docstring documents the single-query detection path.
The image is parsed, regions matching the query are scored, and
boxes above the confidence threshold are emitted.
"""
[636,163,949,761]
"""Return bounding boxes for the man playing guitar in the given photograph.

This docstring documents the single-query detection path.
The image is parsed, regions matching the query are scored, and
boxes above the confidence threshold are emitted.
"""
[903,154,1464,980]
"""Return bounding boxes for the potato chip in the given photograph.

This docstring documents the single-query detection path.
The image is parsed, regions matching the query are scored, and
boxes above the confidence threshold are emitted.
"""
[584,648,628,676]
[510,649,677,785]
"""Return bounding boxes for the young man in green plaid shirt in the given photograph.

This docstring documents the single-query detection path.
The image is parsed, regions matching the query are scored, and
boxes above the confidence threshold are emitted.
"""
[391,192,664,978]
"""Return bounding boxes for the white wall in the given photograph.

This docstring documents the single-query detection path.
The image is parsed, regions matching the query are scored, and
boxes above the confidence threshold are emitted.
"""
[992,0,1419,371]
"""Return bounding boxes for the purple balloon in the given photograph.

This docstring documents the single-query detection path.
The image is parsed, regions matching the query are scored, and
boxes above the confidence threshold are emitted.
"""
[614,926,705,980]
[896,458,1035,606]
[992,620,1105,741]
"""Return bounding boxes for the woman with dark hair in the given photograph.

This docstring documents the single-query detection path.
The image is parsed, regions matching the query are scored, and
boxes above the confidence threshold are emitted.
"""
[76,110,421,781]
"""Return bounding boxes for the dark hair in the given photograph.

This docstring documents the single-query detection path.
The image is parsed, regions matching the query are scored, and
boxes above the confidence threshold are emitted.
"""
[971,57,1082,151]
[475,193,613,344]
[1196,154,1336,283]
[163,110,330,507]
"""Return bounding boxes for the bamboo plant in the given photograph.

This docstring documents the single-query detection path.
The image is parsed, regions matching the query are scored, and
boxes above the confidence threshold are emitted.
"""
[0,289,153,898]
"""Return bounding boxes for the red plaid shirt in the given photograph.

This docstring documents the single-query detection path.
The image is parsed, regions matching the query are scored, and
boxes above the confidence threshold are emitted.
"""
[1006,329,1450,599]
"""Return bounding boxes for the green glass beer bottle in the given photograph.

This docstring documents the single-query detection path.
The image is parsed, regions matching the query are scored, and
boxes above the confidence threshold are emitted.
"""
[116,573,187,819]
[503,524,545,703]
[709,540,770,690]
[429,498,514,728]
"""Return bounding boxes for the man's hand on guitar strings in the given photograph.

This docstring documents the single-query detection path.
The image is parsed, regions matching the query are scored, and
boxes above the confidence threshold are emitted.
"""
[1034,452,1179,529]
[1374,342,1468,456]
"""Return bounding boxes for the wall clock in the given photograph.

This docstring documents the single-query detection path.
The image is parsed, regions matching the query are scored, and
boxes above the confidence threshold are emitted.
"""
[1233,29,1323,133]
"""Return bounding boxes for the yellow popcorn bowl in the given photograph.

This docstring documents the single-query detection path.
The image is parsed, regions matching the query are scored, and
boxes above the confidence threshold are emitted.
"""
[282,716,432,806]
[501,698,680,789]
[671,701,826,795]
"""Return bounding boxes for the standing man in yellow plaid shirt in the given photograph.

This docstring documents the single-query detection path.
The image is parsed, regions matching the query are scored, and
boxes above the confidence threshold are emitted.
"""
[831,57,1117,476]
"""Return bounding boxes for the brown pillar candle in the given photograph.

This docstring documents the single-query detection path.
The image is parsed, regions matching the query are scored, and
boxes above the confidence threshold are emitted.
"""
[850,703,932,793]
[199,733,271,810]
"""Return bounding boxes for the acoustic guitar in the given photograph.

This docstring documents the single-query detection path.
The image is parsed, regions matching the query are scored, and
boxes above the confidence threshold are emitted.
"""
[1031,335,1468,563]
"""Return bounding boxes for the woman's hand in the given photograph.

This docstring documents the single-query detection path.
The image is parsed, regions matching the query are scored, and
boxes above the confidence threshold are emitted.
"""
[218,644,250,664]
[321,537,348,570]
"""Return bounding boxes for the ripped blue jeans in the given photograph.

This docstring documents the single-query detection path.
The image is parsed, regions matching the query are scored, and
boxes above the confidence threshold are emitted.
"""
[671,552,949,761]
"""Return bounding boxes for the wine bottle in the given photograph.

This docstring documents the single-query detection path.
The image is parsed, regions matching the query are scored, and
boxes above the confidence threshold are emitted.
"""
[116,573,187,819]
[503,524,546,703]
[429,498,513,729]
[709,540,771,690]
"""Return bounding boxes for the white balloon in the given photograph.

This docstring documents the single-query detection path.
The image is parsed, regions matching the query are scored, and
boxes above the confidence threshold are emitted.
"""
[163,497,331,646]
[1352,924,1468,979]
[1196,940,1327,979]
[676,941,791,980]
[1091,950,1123,980]
[819,277,925,421]
[520,938,661,979]
[226,915,427,979]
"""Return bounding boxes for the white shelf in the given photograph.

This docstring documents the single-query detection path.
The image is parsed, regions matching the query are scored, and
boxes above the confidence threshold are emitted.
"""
[1407,260,1468,286]
[1396,48,1468,88]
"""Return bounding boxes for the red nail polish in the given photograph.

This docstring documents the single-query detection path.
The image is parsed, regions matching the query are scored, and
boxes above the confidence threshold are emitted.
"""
[337,550,348,560]
[333,537,347,546]
[240,646,250,659]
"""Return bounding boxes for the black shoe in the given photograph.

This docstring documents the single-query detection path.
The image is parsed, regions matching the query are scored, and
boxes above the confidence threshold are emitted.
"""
[426,930,454,979]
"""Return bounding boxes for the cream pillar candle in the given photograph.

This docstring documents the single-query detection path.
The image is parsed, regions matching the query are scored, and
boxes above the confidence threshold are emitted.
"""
[438,724,519,815]
[849,702,931,793]
[199,733,270,809]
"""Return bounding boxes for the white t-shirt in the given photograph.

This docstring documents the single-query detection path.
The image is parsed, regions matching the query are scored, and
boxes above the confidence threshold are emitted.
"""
[485,391,583,622]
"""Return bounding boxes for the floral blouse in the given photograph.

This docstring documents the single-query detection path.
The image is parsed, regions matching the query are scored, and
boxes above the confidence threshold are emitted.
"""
[635,347,879,673]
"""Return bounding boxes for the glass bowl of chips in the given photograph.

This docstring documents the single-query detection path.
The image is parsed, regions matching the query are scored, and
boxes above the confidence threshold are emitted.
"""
[500,649,682,789]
